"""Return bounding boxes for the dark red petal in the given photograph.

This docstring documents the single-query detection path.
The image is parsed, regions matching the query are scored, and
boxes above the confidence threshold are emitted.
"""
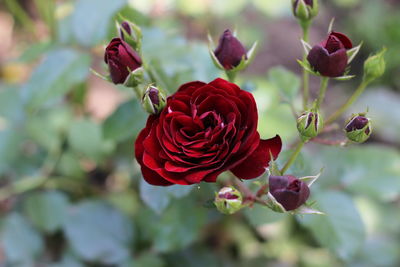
[176,81,207,94]
[326,48,348,77]
[307,45,330,74]
[231,135,282,179]
[330,31,353,49]
[135,116,172,186]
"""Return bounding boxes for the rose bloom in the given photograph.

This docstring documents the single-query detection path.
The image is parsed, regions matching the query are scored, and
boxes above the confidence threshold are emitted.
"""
[135,78,282,186]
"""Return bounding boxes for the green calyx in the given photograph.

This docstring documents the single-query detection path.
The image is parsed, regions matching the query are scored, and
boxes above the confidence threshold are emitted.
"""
[292,0,319,22]
[363,47,386,83]
[297,109,323,141]
[214,186,243,215]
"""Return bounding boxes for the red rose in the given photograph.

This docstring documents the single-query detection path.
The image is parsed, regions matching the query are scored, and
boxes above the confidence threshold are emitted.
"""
[307,31,353,77]
[104,38,142,84]
[135,78,282,186]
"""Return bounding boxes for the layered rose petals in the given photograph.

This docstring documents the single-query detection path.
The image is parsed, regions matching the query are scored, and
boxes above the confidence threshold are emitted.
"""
[307,31,353,77]
[135,78,282,186]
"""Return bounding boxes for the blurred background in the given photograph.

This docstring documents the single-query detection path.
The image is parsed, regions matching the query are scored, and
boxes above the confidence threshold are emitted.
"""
[0,0,399,266]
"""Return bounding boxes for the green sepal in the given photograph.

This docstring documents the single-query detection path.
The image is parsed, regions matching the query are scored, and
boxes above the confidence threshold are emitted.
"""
[347,42,363,64]
[214,186,244,215]
[123,67,144,88]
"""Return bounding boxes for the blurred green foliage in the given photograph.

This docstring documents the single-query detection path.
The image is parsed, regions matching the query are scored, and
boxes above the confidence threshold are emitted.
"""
[0,0,399,266]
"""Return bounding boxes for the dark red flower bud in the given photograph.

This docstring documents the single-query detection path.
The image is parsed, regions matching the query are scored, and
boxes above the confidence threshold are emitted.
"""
[120,21,132,40]
[104,38,142,84]
[307,31,353,77]
[345,115,369,132]
[214,29,247,70]
[269,175,310,211]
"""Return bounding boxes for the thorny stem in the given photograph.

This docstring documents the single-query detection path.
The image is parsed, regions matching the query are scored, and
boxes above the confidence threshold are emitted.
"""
[325,79,371,125]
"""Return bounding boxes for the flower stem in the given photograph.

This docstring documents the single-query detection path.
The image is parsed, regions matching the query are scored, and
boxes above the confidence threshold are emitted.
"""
[315,77,329,110]
[280,141,305,174]
[325,80,370,125]
[301,22,310,109]
[226,71,236,83]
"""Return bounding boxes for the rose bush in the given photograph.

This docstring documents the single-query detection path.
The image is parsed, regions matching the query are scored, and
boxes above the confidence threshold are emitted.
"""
[135,78,282,185]
[104,37,142,84]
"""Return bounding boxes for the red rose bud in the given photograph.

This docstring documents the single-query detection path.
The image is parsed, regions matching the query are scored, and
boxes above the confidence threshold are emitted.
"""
[214,186,243,214]
[269,175,310,211]
[297,110,323,141]
[292,0,318,22]
[104,38,142,84]
[142,85,166,115]
[135,78,282,186]
[307,31,353,77]
[345,114,372,143]
[214,29,247,70]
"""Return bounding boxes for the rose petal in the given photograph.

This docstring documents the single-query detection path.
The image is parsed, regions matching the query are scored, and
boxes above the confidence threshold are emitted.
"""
[231,135,282,179]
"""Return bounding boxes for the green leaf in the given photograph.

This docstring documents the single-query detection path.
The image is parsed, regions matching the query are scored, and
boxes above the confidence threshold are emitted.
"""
[244,204,287,226]
[267,66,301,101]
[103,99,147,142]
[71,0,127,46]
[63,201,134,264]
[139,179,194,215]
[151,198,205,252]
[22,49,91,110]
[318,146,400,201]
[1,213,44,265]
[57,151,84,178]
[68,119,105,160]
[23,191,69,233]
[298,191,365,261]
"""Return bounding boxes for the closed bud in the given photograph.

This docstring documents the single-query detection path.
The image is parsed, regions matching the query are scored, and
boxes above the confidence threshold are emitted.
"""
[345,114,372,143]
[213,29,247,70]
[142,85,166,115]
[297,110,323,141]
[214,186,243,215]
[104,38,142,84]
[307,31,353,77]
[269,175,310,211]
[292,0,319,22]
[363,48,386,83]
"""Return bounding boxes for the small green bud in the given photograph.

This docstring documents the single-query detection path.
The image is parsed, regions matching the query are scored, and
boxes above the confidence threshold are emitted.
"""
[297,110,323,141]
[344,113,372,143]
[363,48,386,83]
[214,186,243,215]
[292,0,319,22]
[142,85,166,115]
[124,67,144,88]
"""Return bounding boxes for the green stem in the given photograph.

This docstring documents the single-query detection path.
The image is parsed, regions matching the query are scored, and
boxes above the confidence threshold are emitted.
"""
[226,71,236,83]
[325,79,371,125]
[301,22,310,109]
[280,141,305,174]
[0,176,48,201]
[315,77,329,110]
